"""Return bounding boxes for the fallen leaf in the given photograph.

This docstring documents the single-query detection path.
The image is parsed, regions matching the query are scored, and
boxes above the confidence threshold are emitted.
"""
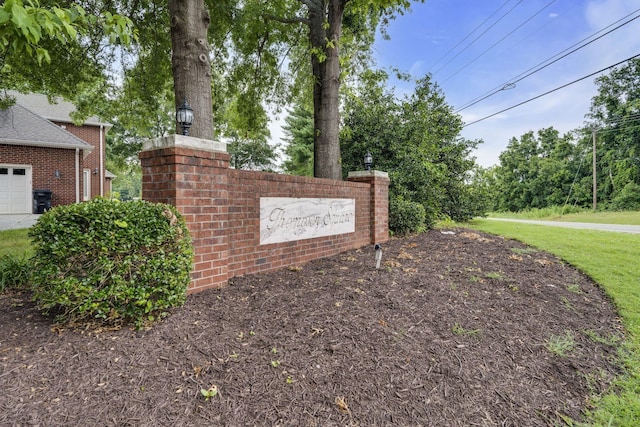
[335,396,349,414]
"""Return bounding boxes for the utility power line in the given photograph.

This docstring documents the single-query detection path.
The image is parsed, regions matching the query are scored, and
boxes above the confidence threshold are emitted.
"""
[428,0,513,72]
[595,115,640,133]
[596,124,640,136]
[432,0,525,75]
[441,0,557,85]
[588,113,640,130]
[609,112,640,123]
[463,53,640,128]
[456,7,640,113]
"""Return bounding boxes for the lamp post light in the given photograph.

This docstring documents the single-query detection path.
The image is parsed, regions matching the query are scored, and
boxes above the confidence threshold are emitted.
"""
[176,98,194,136]
[364,151,373,171]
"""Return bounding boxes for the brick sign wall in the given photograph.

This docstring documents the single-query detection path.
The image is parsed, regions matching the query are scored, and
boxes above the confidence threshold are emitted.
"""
[140,135,389,293]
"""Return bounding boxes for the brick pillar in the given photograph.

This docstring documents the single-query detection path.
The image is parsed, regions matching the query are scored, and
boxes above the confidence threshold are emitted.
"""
[139,135,230,293]
[347,170,390,244]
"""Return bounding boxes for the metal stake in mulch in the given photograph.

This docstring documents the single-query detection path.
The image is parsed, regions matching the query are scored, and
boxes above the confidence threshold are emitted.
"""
[374,243,383,269]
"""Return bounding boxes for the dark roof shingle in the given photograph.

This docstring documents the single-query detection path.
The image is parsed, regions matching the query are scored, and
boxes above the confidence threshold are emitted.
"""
[11,92,111,128]
[0,103,94,152]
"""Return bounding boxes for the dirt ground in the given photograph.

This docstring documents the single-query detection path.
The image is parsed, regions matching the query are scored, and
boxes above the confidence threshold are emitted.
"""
[0,229,624,426]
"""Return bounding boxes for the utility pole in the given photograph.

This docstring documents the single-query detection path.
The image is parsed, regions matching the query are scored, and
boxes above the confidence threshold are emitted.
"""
[592,128,597,211]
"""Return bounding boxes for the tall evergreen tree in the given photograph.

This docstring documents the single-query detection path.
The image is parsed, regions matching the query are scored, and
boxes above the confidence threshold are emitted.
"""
[282,104,315,176]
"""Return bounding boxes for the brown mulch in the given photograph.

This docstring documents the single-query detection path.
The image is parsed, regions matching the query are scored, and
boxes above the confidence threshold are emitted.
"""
[0,229,623,426]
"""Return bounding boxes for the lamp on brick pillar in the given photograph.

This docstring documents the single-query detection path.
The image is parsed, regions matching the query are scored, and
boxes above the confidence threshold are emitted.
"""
[364,151,373,171]
[176,98,194,136]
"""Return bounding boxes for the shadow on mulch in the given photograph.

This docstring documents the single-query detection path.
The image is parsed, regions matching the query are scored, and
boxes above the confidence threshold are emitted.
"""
[0,229,624,426]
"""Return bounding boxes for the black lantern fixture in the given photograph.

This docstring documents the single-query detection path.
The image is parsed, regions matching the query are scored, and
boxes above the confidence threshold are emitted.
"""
[176,98,194,136]
[364,151,373,171]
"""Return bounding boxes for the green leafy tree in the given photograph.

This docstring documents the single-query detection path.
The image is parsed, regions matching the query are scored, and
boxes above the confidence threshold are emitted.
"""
[494,128,582,212]
[466,165,497,214]
[528,128,576,208]
[491,59,640,213]
[0,0,134,109]
[106,160,142,201]
[3,0,426,183]
[227,134,278,171]
[80,0,266,168]
[231,0,424,179]
[226,128,278,171]
[495,132,540,211]
[341,70,482,227]
[218,95,278,170]
[587,57,640,207]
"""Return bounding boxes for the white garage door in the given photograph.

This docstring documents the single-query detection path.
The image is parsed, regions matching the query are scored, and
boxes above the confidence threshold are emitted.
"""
[0,165,32,214]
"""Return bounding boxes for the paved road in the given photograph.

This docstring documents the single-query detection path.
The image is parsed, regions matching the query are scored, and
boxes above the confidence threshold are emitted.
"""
[484,217,640,234]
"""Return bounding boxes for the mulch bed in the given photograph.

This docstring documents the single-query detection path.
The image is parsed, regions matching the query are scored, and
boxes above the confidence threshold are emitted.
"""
[0,229,623,426]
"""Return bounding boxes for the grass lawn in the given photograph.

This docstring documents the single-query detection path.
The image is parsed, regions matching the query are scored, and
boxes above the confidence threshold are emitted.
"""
[0,229,33,257]
[467,218,640,426]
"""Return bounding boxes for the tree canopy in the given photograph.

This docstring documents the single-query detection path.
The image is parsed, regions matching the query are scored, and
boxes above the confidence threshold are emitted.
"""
[340,70,484,227]
[220,0,424,178]
[2,1,425,175]
[493,128,578,212]
[0,0,134,110]
[588,57,640,207]
[2,0,497,221]
[490,58,640,212]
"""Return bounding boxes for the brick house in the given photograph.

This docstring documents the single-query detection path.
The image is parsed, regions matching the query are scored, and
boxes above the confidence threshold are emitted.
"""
[0,93,113,214]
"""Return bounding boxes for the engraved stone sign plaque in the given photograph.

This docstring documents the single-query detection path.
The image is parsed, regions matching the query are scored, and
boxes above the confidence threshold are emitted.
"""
[260,197,355,244]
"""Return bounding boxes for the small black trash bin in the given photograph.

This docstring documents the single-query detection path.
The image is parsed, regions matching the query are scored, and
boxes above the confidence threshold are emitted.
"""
[33,189,52,214]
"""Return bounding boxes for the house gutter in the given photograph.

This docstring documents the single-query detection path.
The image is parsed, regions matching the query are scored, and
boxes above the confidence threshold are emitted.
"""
[0,139,92,152]
[75,148,80,203]
[100,125,104,196]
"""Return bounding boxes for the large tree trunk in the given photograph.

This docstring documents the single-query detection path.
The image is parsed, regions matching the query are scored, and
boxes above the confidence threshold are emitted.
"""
[309,0,346,180]
[168,0,213,140]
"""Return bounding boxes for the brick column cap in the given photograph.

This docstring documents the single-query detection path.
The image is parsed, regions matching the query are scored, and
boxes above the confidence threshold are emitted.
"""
[142,134,227,154]
[347,170,389,180]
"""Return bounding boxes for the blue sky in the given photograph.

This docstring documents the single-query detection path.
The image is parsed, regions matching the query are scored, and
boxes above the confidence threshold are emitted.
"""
[372,0,640,167]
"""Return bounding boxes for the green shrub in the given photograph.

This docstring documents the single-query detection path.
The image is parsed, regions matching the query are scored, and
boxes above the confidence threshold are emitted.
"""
[389,197,426,235]
[28,198,193,327]
[610,182,640,211]
[0,254,32,292]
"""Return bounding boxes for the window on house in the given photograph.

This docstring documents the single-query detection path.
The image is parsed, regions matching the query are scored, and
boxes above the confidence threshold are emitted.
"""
[83,169,91,201]
[0,168,8,175]
[13,168,26,175]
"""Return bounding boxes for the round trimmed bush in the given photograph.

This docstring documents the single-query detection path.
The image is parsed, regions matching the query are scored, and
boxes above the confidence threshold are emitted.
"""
[28,198,193,327]
[389,197,426,235]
